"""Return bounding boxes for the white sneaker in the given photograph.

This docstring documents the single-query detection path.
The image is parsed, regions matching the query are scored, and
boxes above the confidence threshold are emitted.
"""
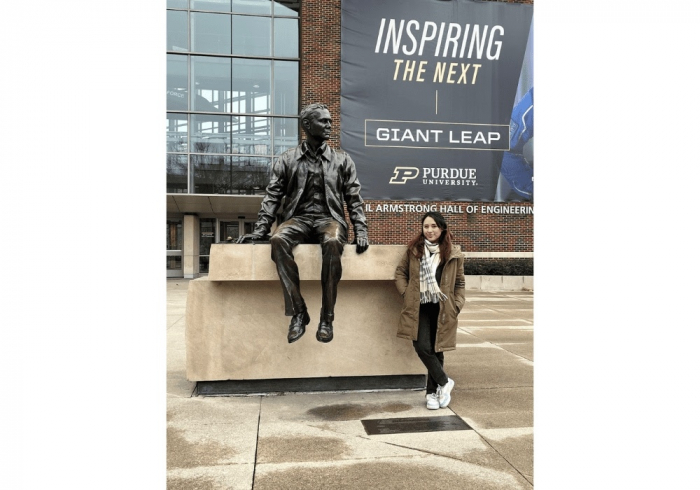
[426,393,439,410]
[437,378,455,408]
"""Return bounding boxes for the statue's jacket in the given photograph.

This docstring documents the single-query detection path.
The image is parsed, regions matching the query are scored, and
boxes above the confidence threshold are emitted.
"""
[253,142,368,238]
[394,245,466,353]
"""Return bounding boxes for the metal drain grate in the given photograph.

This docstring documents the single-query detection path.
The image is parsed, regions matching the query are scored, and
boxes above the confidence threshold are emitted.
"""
[361,415,472,435]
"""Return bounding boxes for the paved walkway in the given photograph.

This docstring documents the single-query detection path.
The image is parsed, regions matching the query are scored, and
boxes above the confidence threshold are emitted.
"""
[167,279,533,489]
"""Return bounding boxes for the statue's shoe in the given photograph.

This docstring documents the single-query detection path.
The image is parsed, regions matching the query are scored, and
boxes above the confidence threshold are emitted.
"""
[288,310,310,343]
[316,321,334,343]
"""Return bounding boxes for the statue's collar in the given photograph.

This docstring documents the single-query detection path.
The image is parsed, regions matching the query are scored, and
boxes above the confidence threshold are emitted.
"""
[300,141,330,161]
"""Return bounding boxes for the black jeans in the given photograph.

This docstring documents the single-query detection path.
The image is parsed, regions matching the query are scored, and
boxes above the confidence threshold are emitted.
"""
[413,302,448,394]
[269,214,346,321]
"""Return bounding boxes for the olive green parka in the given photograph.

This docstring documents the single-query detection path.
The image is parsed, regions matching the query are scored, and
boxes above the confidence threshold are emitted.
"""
[394,244,466,352]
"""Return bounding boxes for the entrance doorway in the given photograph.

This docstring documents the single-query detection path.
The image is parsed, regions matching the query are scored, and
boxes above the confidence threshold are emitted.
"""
[218,220,254,242]
[166,219,183,278]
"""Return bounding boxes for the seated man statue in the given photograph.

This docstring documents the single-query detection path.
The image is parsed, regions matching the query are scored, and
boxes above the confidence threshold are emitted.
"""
[237,103,369,344]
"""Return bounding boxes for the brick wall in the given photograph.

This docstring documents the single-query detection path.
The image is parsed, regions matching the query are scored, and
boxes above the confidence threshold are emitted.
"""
[302,0,533,253]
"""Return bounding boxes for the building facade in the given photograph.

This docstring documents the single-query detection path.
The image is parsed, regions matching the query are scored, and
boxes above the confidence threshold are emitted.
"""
[166,0,533,278]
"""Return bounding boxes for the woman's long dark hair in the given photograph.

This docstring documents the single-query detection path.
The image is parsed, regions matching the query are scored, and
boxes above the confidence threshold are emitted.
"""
[406,211,453,264]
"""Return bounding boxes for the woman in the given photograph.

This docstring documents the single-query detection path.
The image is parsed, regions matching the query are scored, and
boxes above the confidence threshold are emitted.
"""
[395,212,466,410]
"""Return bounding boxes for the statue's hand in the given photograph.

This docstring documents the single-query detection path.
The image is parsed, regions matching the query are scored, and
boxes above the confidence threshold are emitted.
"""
[236,232,265,244]
[355,235,369,254]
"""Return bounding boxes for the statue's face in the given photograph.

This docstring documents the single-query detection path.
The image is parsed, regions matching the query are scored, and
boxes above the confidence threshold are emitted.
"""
[303,109,332,141]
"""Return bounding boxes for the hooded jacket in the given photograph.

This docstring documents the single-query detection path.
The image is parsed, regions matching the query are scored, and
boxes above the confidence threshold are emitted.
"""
[394,244,466,352]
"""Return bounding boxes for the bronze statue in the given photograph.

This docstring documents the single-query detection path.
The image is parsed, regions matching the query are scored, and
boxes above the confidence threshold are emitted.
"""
[237,103,369,343]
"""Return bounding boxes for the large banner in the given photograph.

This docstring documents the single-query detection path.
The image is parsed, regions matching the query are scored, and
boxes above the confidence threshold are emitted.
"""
[340,0,533,201]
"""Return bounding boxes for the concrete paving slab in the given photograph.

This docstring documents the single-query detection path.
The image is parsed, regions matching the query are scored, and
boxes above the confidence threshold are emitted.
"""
[461,309,526,322]
[450,387,533,430]
[465,302,532,310]
[167,395,260,489]
[168,370,196,397]
[446,346,533,390]
[466,328,534,343]
[168,395,261,426]
[480,428,533,482]
[491,342,533,361]
[167,464,254,490]
[167,315,185,330]
[456,331,488,344]
[367,428,531,481]
[253,455,533,490]
[256,392,430,464]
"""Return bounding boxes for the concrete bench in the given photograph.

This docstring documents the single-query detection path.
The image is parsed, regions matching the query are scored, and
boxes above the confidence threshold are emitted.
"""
[185,244,425,385]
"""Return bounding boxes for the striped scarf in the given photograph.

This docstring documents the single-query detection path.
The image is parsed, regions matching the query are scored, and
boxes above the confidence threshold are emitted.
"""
[420,240,448,304]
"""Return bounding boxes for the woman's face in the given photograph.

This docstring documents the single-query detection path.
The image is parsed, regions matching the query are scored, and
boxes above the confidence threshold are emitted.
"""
[422,216,443,243]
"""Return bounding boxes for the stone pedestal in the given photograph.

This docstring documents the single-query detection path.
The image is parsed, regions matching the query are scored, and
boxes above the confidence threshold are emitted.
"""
[186,244,425,383]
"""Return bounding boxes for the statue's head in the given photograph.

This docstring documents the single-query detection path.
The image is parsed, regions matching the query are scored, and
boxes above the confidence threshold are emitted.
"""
[300,103,332,142]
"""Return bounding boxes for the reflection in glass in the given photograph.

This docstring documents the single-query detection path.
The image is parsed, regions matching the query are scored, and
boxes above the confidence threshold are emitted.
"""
[191,56,232,112]
[232,15,270,57]
[167,54,188,111]
[200,218,216,256]
[274,18,298,57]
[167,256,183,270]
[191,155,271,194]
[220,221,239,241]
[232,58,270,114]
[167,220,184,250]
[167,155,189,193]
[191,114,231,153]
[192,12,231,54]
[199,256,210,273]
[191,0,231,12]
[167,114,188,152]
[167,10,188,52]
[168,0,188,9]
[231,116,271,155]
[273,117,299,154]
[232,0,270,15]
[273,61,298,115]
[273,0,299,16]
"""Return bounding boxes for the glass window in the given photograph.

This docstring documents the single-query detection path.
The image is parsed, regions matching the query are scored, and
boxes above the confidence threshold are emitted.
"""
[220,221,239,241]
[167,114,188,152]
[191,56,232,112]
[232,58,271,113]
[191,114,231,153]
[167,220,184,250]
[273,61,298,115]
[274,18,298,57]
[191,155,232,194]
[167,155,189,193]
[232,15,270,57]
[167,10,188,52]
[191,0,231,12]
[166,0,299,198]
[191,12,231,54]
[191,155,271,194]
[200,218,216,256]
[167,256,183,270]
[232,0,270,15]
[168,0,188,9]
[231,116,271,155]
[167,54,188,111]
[199,256,210,273]
[273,0,299,17]
[273,117,299,154]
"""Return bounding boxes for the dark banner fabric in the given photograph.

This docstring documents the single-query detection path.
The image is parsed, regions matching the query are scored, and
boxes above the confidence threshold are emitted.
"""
[340,0,533,201]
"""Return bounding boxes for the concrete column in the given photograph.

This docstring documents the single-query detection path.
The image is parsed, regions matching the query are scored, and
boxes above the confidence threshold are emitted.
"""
[183,214,200,279]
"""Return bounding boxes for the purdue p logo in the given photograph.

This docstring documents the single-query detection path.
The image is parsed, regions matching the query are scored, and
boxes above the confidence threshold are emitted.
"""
[389,166,420,184]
